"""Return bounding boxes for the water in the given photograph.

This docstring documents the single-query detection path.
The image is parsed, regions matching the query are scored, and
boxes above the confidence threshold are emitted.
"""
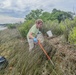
[0,26,7,31]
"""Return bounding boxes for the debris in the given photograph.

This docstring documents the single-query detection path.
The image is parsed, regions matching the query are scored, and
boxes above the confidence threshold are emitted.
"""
[0,56,8,70]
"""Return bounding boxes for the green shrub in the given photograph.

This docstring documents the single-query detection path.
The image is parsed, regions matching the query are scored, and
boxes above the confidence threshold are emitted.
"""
[7,24,16,29]
[68,27,76,44]
[50,24,64,36]
[73,17,76,26]
[62,19,73,42]
[42,20,64,36]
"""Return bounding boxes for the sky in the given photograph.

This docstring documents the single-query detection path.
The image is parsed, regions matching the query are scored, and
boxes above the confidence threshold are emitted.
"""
[0,0,76,24]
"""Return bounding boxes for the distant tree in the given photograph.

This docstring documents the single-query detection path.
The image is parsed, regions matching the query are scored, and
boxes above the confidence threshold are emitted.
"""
[52,8,59,13]
[40,12,51,21]
[25,9,43,20]
[7,24,16,29]
[50,8,73,23]
[25,8,73,23]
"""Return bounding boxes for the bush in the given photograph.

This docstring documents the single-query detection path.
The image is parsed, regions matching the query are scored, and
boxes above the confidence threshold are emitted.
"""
[68,27,76,44]
[7,24,16,29]
[42,20,64,36]
[19,20,35,38]
[50,24,64,36]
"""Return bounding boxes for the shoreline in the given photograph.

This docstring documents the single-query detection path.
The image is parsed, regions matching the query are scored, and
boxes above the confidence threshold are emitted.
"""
[0,26,7,31]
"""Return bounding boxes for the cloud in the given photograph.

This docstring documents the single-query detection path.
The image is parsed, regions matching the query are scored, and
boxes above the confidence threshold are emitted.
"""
[0,0,59,18]
[15,0,60,12]
[2,0,12,8]
[0,15,24,24]
[0,0,76,11]
[0,0,12,9]
[0,0,57,12]
[0,0,76,18]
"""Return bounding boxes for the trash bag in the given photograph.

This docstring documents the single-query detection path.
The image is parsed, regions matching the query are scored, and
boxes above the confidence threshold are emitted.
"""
[37,32,44,43]
[0,56,8,70]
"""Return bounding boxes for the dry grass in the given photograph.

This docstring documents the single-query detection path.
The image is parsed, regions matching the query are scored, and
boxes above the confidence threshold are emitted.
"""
[0,28,76,75]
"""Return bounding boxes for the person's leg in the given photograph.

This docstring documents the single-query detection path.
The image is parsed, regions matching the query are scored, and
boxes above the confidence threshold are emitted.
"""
[27,38,34,51]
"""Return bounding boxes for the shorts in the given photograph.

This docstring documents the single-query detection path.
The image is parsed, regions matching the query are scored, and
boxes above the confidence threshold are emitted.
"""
[27,32,44,51]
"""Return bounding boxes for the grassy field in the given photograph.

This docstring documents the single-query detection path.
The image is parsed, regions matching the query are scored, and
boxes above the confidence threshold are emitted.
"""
[0,28,76,75]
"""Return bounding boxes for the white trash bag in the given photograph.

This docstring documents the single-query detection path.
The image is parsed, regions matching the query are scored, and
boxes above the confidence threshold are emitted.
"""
[37,32,44,43]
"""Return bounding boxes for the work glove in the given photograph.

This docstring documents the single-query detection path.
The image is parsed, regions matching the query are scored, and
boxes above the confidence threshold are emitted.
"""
[33,38,38,43]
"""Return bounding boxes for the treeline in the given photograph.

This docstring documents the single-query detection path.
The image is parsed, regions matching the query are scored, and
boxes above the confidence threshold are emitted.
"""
[19,9,76,44]
[25,9,74,23]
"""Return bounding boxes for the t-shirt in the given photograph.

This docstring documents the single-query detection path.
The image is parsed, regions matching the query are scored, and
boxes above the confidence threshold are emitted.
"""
[27,24,39,39]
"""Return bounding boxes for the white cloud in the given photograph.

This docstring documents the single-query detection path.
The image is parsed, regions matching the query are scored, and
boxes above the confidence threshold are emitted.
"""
[1,0,12,8]
[0,0,76,18]
[19,0,55,11]
[0,0,62,12]
[0,15,24,24]
[0,0,76,12]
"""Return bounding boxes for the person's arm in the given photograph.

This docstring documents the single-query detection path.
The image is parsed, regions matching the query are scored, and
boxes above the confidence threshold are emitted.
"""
[29,32,38,43]
[29,32,34,39]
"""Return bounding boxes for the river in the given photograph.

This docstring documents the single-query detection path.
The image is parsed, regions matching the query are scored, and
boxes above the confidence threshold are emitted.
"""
[0,26,7,31]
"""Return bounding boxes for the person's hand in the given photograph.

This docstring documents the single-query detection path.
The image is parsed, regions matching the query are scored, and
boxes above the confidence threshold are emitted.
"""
[33,38,38,43]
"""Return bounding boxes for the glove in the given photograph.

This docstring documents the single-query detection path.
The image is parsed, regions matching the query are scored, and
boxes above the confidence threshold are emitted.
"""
[33,38,38,43]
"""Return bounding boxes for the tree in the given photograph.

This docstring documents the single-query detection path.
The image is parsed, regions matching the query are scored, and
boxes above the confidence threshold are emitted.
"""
[50,9,73,23]
[25,8,73,23]
[40,12,51,21]
[25,9,43,20]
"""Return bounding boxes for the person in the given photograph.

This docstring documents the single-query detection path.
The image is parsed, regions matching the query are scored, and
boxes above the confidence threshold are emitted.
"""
[27,19,44,51]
